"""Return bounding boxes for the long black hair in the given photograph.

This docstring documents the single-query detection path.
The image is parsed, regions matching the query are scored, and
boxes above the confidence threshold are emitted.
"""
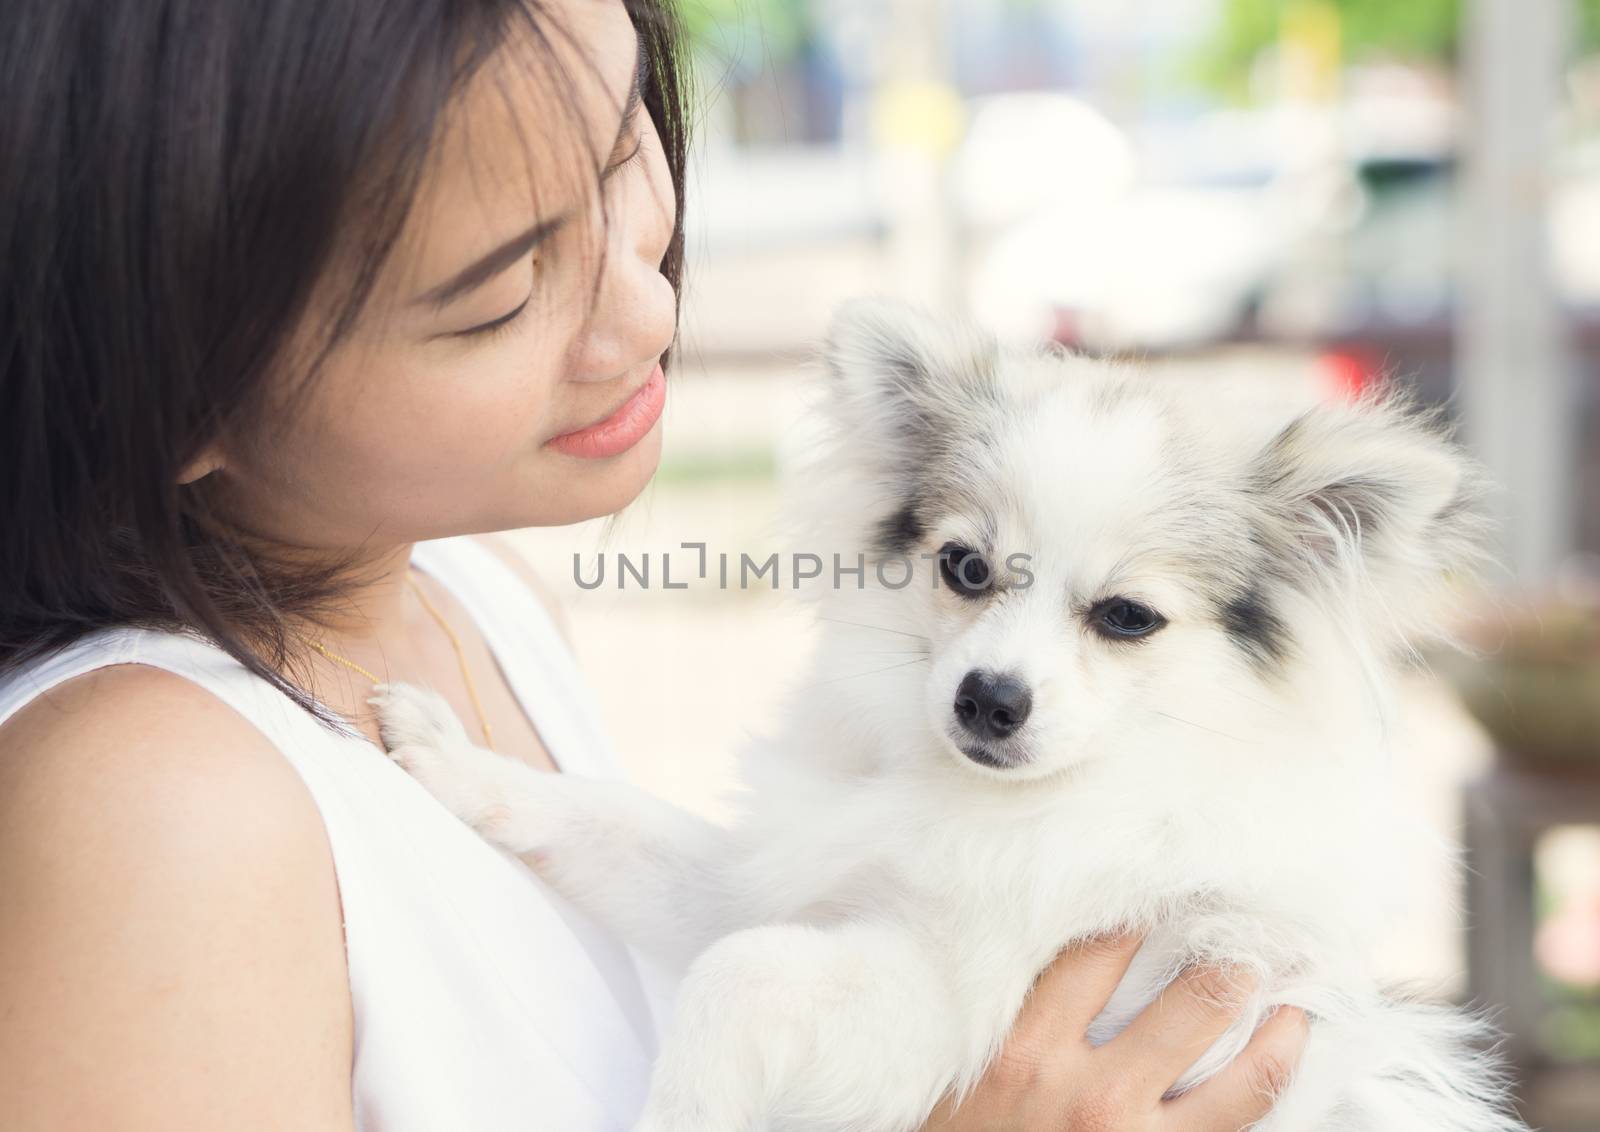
[0,0,692,712]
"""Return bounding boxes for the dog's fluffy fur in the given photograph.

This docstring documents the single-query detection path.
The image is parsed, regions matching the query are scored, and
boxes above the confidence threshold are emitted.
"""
[378,298,1524,1132]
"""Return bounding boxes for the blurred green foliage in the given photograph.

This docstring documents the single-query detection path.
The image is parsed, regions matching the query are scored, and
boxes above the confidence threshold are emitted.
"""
[678,0,1600,101]
[680,0,810,66]
[1200,0,1600,98]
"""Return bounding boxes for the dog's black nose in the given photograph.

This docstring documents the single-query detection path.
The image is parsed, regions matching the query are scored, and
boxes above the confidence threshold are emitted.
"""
[953,671,1032,740]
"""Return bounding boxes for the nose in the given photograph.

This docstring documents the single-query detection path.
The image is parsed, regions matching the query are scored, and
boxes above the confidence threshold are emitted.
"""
[566,255,676,383]
[953,670,1032,741]
[566,145,677,383]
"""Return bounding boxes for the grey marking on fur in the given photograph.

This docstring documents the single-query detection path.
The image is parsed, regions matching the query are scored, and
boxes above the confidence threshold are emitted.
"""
[874,502,926,556]
[1218,584,1292,671]
[1310,476,1399,538]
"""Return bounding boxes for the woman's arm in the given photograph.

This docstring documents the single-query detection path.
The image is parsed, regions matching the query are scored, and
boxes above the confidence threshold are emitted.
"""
[0,666,355,1130]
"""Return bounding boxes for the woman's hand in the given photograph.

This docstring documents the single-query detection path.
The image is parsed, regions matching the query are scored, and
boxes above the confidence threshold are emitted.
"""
[923,933,1309,1131]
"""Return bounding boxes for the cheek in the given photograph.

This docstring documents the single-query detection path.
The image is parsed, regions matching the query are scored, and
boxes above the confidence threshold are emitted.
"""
[1036,627,1222,746]
[334,352,555,486]
[1028,643,1125,746]
[249,342,572,542]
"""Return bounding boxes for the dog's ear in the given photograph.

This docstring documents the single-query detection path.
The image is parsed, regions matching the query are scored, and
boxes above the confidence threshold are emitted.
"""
[803,299,1005,556]
[821,297,1002,464]
[1247,393,1488,608]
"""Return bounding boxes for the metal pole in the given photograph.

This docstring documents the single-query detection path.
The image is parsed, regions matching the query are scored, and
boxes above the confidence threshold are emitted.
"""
[874,0,963,311]
[1458,0,1576,585]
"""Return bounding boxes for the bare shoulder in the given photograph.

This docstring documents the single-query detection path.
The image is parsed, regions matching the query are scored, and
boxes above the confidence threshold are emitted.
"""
[0,663,328,843]
[472,532,574,646]
[0,664,354,1129]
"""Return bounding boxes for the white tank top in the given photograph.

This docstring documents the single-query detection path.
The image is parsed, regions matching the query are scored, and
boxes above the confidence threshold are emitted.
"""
[0,536,671,1131]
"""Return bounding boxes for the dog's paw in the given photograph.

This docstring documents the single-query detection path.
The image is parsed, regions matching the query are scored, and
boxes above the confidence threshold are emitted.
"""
[371,683,515,831]
[370,681,470,752]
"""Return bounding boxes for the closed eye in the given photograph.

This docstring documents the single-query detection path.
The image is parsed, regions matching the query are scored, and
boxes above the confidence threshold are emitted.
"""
[602,134,646,179]
[452,292,531,340]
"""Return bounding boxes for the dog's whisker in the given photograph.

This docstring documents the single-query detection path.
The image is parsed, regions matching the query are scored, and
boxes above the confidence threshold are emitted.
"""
[815,615,930,643]
[1152,710,1247,744]
[800,656,930,689]
[1214,686,1283,713]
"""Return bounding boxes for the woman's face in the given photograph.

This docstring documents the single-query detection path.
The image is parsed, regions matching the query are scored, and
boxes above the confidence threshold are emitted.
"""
[208,0,676,550]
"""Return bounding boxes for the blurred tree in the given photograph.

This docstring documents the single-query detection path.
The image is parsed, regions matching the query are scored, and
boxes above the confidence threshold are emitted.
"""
[1199,0,1600,98]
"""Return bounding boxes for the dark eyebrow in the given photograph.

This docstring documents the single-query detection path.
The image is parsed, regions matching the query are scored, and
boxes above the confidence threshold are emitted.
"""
[413,37,645,312]
[414,216,568,310]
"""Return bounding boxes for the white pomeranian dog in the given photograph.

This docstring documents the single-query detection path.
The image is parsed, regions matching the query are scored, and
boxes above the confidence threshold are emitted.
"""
[376,299,1524,1132]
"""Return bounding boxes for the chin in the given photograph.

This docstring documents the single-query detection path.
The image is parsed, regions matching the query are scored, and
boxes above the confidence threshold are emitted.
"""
[589,442,662,520]
[530,422,664,525]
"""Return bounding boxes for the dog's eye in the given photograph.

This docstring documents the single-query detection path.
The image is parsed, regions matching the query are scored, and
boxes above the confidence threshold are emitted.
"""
[938,542,992,598]
[1091,598,1167,639]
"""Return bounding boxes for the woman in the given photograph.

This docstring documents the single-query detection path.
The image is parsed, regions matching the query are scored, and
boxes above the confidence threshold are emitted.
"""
[0,1,1308,1128]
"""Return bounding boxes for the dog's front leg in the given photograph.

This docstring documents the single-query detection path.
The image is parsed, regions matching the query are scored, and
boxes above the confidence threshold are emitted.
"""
[373,683,734,964]
[637,922,961,1132]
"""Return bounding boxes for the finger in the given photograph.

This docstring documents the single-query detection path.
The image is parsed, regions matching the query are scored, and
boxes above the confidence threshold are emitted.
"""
[1100,963,1258,1099]
[1160,1006,1310,1131]
[1009,930,1145,1053]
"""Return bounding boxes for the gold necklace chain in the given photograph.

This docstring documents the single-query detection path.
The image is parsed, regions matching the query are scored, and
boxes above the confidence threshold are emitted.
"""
[307,640,381,684]
[307,569,496,750]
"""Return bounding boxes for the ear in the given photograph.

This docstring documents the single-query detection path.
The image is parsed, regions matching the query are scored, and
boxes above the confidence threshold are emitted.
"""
[1248,393,1487,597]
[821,297,1002,471]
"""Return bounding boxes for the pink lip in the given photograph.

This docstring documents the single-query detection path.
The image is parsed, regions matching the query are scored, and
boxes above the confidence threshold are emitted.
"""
[546,363,666,459]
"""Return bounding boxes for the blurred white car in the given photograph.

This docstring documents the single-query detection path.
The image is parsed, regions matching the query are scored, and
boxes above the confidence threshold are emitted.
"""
[963,100,1419,354]
[953,91,1136,231]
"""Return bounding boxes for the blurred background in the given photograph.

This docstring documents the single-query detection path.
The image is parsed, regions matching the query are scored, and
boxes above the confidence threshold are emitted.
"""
[509,1,1600,1125]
